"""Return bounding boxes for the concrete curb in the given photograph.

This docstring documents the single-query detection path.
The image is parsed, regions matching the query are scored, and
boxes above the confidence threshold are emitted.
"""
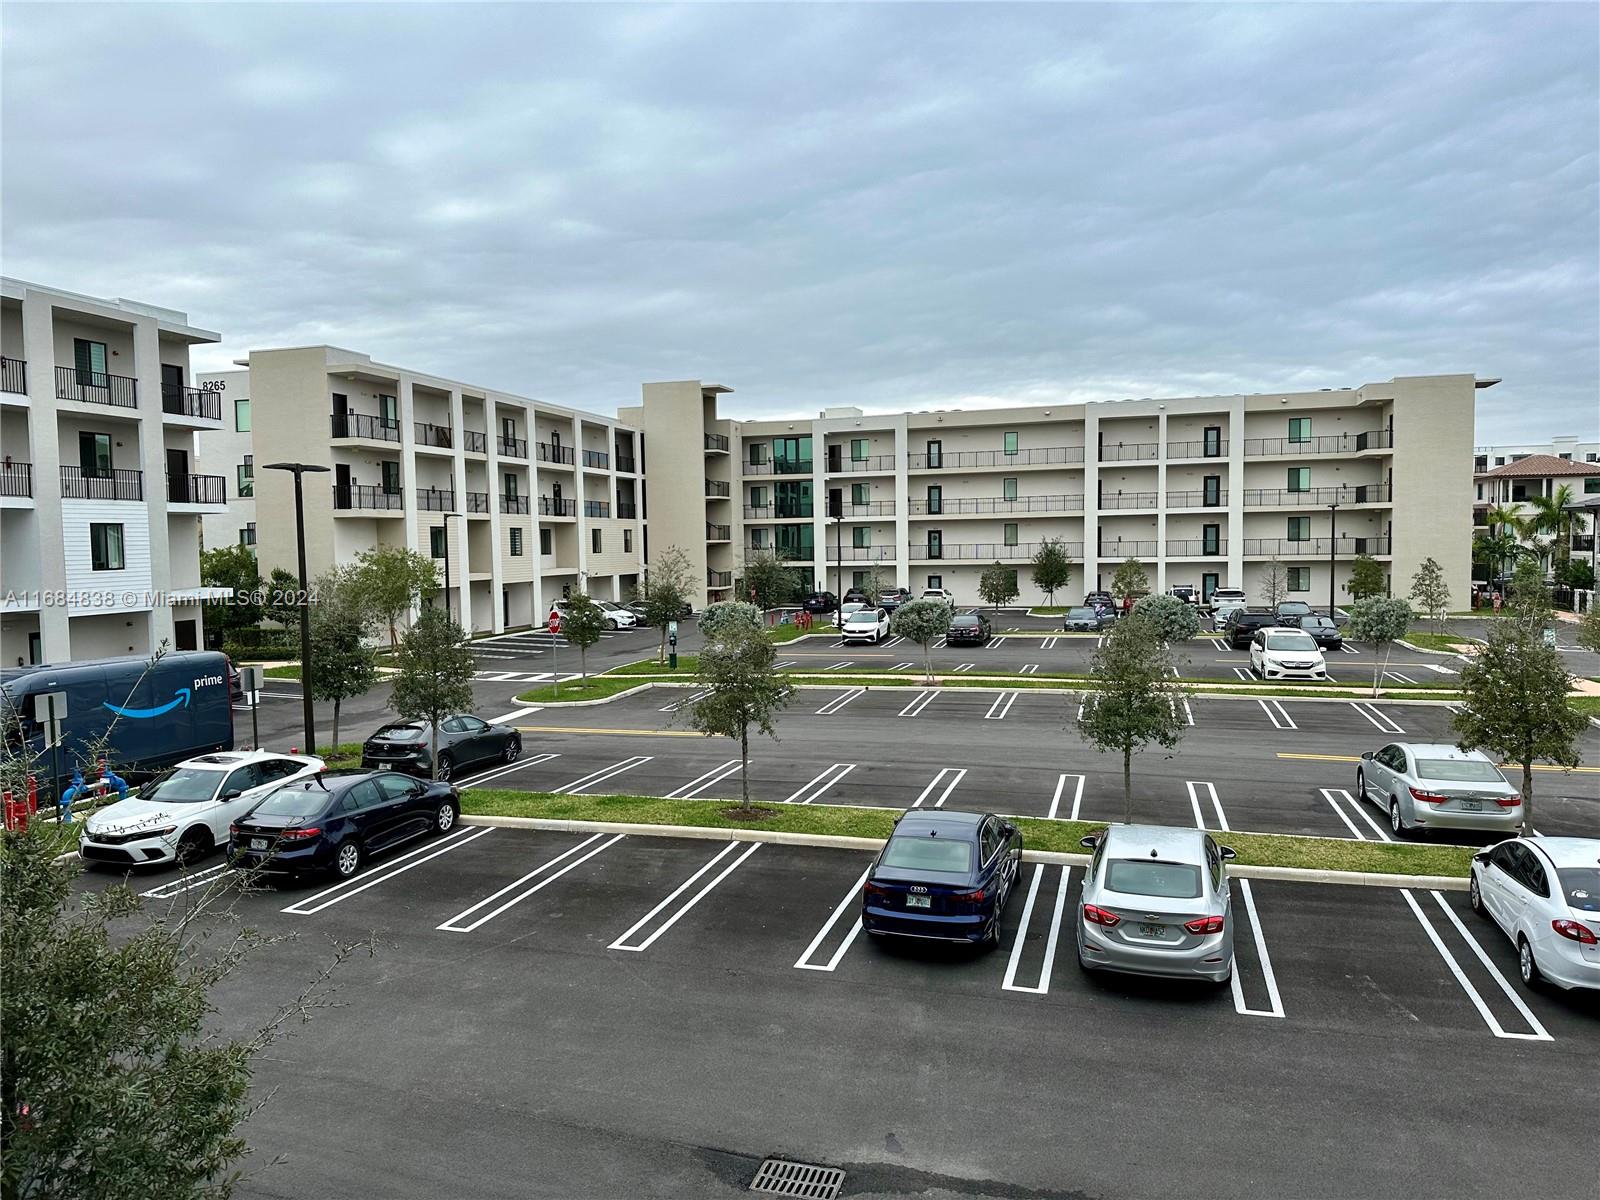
[512,681,660,708]
[1397,638,1477,657]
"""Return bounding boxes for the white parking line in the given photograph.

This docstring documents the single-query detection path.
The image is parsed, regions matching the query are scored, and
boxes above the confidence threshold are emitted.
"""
[815,687,866,715]
[665,759,745,799]
[1427,890,1552,1040]
[786,762,856,804]
[488,705,542,724]
[889,662,915,671]
[985,637,1004,650]
[480,671,523,681]
[437,833,626,933]
[1040,637,1058,650]
[1002,865,1071,994]
[1168,695,1195,726]
[608,842,762,952]
[822,660,854,671]
[556,756,654,794]
[794,867,871,971]
[1047,773,1085,821]
[282,827,494,915]
[458,752,561,791]
[139,862,231,899]
[1256,698,1297,730]
[1349,701,1405,734]
[1339,644,1361,655]
[1186,780,1228,830]
[882,636,905,649]
[1018,664,1039,675]
[911,767,967,808]
[1319,786,1393,841]
[1384,670,1418,685]
[983,692,1019,720]
[933,637,948,649]
[1232,667,1254,682]
[660,689,711,713]
[1229,879,1285,1019]
[898,690,938,717]
[1401,889,1552,1041]
[952,663,976,673]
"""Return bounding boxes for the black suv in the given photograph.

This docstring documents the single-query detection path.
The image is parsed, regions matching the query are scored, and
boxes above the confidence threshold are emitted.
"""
[801,591,839,615]
[1223,609,1285,649]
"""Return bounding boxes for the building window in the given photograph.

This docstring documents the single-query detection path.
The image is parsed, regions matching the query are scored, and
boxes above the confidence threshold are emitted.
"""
[377,394,398,429]
[540,528,552,555]
[1002,477,1018,502]
[237,455,253,497]
[927,575,942,590]
[852,526,870,549]
[749,442,768,465]
[852,571,868,588]
[1287,516,1312,541]
[1583,477,1600,494]
[239,523,256,548]
[1003,431,1019,455]
[1004,523,1019,546]
[592,528,602,554]
[1473,455,1488,473]
[1202,523,1220,556]
[234,398,251,432]
[850,438,868,461]
[749,486,767,509]
[1288,417,1311,444]
[750,527,767,549]
[852,483,869,505]
[79,432,112,477]
[624,529,633,552]
[1287,468,1311,492]
[509,528,524,557]
[926,485,942,515]
[1203,475,1221,507]
[90,523,125,571]
[429,527,446,558]
[381,461,401,495]
[1495,456,1505,466]
[74,338,108,382]
[1203,426,1222,457]
[504,473,519,499]
[1287,566,1311,592]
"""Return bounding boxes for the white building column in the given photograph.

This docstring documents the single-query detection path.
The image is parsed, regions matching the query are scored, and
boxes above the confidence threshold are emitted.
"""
[485,400,505,632]
[132,316,173,652]
[446,388,468,623]
[891,416,909,591]
[21,293,68,659]
[1225,395,1246,595]
[1082,409,1100,591]
[1155,409,1169,593]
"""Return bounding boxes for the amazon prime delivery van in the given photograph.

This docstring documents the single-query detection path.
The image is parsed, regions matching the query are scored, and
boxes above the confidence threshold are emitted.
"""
[1,652,234,794]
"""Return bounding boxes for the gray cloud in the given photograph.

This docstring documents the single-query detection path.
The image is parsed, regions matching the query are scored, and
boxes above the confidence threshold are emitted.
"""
[3,1,1595,442]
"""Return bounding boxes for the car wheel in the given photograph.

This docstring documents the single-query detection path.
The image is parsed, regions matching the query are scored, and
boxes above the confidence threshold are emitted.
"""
[1468,872,1484,914]
[1389,798,1408,837]
[1517,936,1541,988]
[981,919,1001,951]
[334,840,361,879]
[433,799,459,834]
[175,827,212,866]
[503,735,522,764]
[1356,769,1366,803]
[436,752,454,782]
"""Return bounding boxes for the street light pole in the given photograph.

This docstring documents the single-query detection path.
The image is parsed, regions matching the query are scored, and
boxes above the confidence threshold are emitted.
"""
[265,462,330,754]
[441,512,463,623]
[1328,501,1341,619]
[834,507,843,628]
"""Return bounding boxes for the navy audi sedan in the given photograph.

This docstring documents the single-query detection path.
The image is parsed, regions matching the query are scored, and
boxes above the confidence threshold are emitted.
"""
[229,769,460,880]
[861,810,1024,948]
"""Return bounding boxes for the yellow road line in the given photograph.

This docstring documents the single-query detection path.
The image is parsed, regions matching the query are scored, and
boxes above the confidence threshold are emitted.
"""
[515,725,708,738]
[1276,752,1597,774]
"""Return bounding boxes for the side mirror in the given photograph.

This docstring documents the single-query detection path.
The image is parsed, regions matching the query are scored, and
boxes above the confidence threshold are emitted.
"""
[222,789,243,801]
[1079,834,1098,850]
[1360,750,1373,761]
[1219,846,1237,861]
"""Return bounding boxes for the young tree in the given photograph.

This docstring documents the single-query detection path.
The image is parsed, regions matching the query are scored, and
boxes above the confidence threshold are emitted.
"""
[636,545,694,664]
[1031,538,1073,607]
[742,549,799,619]
[1558,558,1594,591]
[199,543,263,640]
[1505,557,1552,628]
[1453,619,1586,831]
[351,545,440,648]
[389,606,476,780]
[977,562,1019,615]
[1076,611,1189,823]
[1575,600,1600,654]
[306,569,381,751]
[1346,554,1387,601]
[1110,558,1149,603]
[1408,556,1452,636]
[890,599,953,684]
[858,561,888,607]
[263,566,305,638]
[559,592,609,683]
[684,623,795,814]
[1473,531,1520,590]
[1131,593,1200,643]
[1258,557,1289,607]
[1347,596,1412,697]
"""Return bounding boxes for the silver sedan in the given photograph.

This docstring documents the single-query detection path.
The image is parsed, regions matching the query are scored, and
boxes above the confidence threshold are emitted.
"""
[1356,743,1524,837]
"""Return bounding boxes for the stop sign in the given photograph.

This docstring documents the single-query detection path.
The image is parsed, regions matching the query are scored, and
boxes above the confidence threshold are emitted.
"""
[548,609,561,634]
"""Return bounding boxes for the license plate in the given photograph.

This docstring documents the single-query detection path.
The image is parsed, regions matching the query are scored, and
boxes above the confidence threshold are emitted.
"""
[1458,800,1482,812]
[380,764,392,770]
[1137,923,1166,939]
[250,838,267,851]
[905,894,931,909]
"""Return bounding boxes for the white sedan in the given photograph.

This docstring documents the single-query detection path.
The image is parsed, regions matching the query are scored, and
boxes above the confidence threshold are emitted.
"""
[1470,836,1600,992]
[79,749,324,867]
[841,606,891,644]
[597,601,638,629]
[1248,627,1328,681]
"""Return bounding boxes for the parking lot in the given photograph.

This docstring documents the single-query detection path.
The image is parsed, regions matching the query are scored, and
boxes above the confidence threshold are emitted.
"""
[91,823,1598,1200]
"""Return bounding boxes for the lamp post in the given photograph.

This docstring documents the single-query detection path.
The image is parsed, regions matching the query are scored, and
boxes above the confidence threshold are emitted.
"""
[833,502,843,629]
[441,512,464,622]
[264,462,330,754]
[1328,500,1341,619]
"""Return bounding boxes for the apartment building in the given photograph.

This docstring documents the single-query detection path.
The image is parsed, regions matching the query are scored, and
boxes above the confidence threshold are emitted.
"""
[194,368,257,550]
[0,277,231,665]
[626,375,1487,611]
[1474,434,1599,473]
[206,346,644,633]
[1473,454,1600,570]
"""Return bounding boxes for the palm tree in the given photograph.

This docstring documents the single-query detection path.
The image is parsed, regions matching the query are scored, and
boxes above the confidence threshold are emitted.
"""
[1523,485,1577,577]
[1481,503,1525,583]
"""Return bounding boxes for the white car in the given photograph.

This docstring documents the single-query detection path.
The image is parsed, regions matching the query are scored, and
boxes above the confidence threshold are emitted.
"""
[79,749,323,867]
[597,601,638,630]
[1210,588,1248,607]
[920,588,956,608]
[1470,836,1600,992]
[841,606,891,644]
[1248,627,1327,680]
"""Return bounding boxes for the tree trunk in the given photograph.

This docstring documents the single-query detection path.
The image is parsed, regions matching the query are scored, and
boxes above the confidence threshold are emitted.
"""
[1372,640,1389,699]
[1522,760,1535,832]
[429,722,439,781]
[658,627,667,664]
[1122,744,1133,825]
[331,698,341,753]
[924,638,934,685]
[580,645,588,683]
[740,725,750,807]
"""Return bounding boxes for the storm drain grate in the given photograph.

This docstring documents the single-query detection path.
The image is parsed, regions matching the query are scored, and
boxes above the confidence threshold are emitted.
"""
[749,1157,845,1199]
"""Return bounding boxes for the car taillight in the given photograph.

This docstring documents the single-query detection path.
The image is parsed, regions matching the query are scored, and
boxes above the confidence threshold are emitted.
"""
[228,824,241,836]
[1083,903,1120,927]
[863,882,893,900]
[1184,915,1225,935]
[951,888,985,904]
[1495,794,1522,808]
[279,827,322,841]
[1551,920,1598,945]
[1408,787,1447,805]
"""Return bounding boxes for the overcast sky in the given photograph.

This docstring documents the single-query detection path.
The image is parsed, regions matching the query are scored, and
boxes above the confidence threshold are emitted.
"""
[3,2,1596,441]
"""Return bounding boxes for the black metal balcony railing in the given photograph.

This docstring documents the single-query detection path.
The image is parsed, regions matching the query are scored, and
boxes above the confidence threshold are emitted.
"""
[166,473,226,504]
[1244,484,1391,507]
[743,504,813,520]
[582,449,609,469]
[705,479,730,497]
[1,356,26,394]
[464,491,490,513]
[707,523,731,541]
[1166,489,1229,509]
[500,494,530,514]
[1097,540,1159,558]
[910,542,1082,561]
[1,461,33,497]
[908,494,1083,516]
[60,466,143,501]
[616,455,637,473]
[1098,492,1159,510]
[539,496,576,516]
[1166,439,1228,459]
[417,487,456,512]
[56,366,137,408]
[827,454,898,474]
[331,412,401,442]
[830,500,897,517]
[708,569,733,587]
[1245,431,1391,457]
[536,441,575,465]
[498,435,527,458]
[333,484,403,511]
[908,447,1085,470]
[1571,534,1596,552]
[617,501,638,519]
[415,421,453,449]
[1166,539,1227,557]
[584,500,610,518]
[463,430,488,454]
[745,458,812,476]
[161,383,221,422]
[704,433,730,452]
[1242,537,1391,556]
[1097,442,1159,463]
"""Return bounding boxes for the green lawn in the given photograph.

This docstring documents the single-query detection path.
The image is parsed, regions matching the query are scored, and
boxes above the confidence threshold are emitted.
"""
[1571,696,1600,719]
[515,676,653,704]
[767,622,837,643]
[1404,632,1480,653]
[264,664,302,680]
[461,791,1478,878]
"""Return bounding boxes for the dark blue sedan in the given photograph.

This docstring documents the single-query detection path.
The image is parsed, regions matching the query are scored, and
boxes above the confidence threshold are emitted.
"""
[861,810,1024,948]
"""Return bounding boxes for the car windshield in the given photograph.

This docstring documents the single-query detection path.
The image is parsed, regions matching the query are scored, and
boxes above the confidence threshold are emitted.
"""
[1264,632,1317,651]
[373,724,425,741]
[1557,867,1600,912]
[1068,608,1095,619]
[1305,617,1334,630]
[846,612,875,624]
[1105,859,1203,899]
[1415,758,1505,783]
[1278,603,1311,614]
[880,836,973,875]
[143,766,223,804]
[598,601,619,611]
[250,781,329,818]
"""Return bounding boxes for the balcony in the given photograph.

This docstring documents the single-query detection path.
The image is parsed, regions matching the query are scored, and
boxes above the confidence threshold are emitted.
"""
[2,462,33,498]
[744,458,811,476]
[1,356,25,394]
[705,479,730,498]
[582,449,609,469]
[584,500,610,518]
[743,504,812,520]
[498,435,527,458]
[1242,537,1391,557]
[1166,539,1227,557]
[56,366,137,409]
[1097,540,1159,558]
[1244,484,1390,507]
[417,486,456,512]
[161,383,221,423]
[617,501,638,519]
[415,421,454,449]
[828,500,896,517]
[908,494,1082,517]
[536,442,575,466]
[331,412,400,443]
[60,466,143,501]
[1244,431,1391,457]
[166,473,226,505]
[707,523,731,542]
[704,433,730,453]
[463,430,488,455]
[708,569,733,587]
[464,491,490,514]
[333,485,402,512]
[826,453,898,474]
[910,541,1081,561]
[616,454,637,474]
[1098,491,1159,510]
[1569,534,1595,553]
[539,496,576,517]
[1097,442,1158,463]
[1167,439,1228,459]
[908,447,1084,470]
[1167,490,1228,509]
[500,494,530,514]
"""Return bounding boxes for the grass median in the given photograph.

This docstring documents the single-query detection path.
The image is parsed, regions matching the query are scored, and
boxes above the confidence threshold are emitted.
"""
[515,676,653,704]
[460,790,1478,878]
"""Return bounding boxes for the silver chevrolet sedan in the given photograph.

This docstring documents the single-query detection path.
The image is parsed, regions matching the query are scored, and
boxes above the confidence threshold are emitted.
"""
[1356,743,1523,837]
[1076,824,1236,984]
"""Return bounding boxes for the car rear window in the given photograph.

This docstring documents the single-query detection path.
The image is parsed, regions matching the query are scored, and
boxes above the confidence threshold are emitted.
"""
[1557,867,1600,912]
[1068,608,1095,618]
[144,767,223,804]
[373,725,424,741]
[880,836,973,875]
[1105,859,1203,899]
[1415,759,1505,783]
[1264,632,1317,651]
[250,782,329,817]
